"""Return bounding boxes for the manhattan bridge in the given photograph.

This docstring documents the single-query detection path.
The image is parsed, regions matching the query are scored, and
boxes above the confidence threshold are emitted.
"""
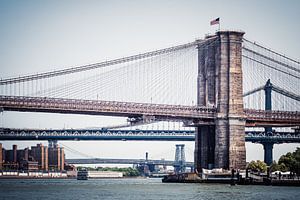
[0,31,299,171]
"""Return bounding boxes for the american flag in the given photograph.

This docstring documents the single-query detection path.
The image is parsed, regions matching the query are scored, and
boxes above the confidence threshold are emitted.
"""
[210,18,220,26]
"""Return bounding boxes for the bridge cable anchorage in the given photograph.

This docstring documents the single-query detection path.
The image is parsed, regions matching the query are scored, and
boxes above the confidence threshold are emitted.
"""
[0,41,203,85]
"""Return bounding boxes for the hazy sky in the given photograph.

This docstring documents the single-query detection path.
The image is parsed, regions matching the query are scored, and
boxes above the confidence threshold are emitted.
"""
[0,0,299,163]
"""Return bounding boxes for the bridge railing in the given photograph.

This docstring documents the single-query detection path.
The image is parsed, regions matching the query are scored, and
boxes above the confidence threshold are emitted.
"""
[244,109,300,120]
[0,95,216,119]
[1,96,299,125]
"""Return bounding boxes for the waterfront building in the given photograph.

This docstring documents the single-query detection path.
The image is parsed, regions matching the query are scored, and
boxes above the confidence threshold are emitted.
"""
[5,150,13,163]
[31,144,48,171]
[2,148,5,164]
[60,147,65,171]
[4,145,16,163]
[48,144,65,171]
[2,162,19,171]
[17,148,29,162]
[13,145,17,163]
[0,143,2,171]
[19,160,39,171]
[44,146,49,171]
[0,143,65,172]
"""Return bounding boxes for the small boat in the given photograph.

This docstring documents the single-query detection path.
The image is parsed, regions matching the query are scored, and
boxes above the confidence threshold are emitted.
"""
[77,169,88,180]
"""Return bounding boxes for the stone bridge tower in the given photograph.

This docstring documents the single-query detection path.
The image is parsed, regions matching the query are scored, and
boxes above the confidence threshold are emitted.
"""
[194,31,246,171]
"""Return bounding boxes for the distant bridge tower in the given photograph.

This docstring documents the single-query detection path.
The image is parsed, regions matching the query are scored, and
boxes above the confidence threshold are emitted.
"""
[174,144,186,173]
[195,31,246,171]
[263,79,274,166]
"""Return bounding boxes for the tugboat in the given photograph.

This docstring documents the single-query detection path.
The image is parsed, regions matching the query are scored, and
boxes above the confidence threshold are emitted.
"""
[77,169,88,180]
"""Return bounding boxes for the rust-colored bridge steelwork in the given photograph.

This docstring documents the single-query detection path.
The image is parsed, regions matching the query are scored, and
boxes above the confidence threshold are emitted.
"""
[244,109,300,127]
[0,95,299,127]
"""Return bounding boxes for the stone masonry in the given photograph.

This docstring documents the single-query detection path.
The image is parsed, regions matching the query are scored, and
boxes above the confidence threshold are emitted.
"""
[195,31,246,171]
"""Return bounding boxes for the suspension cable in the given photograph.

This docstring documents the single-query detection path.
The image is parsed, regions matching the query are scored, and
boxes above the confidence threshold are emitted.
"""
[242,55,300,79]
[0,41,201,85]
[243,47,300,73]
[243,38,300,65]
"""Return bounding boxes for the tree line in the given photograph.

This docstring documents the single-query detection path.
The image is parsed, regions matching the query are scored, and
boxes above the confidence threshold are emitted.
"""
[248,147,300,175]
[76,166,141,176]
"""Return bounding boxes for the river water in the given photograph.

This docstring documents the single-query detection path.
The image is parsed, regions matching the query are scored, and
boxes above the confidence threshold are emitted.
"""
[0,178,299,200]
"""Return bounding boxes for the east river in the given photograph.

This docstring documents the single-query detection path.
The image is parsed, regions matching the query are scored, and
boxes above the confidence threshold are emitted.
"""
[0,178,299,200]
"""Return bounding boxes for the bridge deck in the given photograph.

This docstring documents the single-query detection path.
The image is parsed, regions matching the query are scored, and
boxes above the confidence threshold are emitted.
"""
[0,96,299,127]
[65,158,194,167]
[0,95,216,120]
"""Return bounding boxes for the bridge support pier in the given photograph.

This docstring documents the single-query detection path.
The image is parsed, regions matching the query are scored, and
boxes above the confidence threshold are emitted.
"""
[262,142,274,166]
[194,126,215,172]
[195,31,246,171]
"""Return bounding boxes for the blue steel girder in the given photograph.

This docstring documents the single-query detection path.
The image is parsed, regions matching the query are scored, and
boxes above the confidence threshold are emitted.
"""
[0,128,299,144]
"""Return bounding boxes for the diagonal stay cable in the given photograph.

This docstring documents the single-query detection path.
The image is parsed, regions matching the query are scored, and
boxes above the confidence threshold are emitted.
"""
[59,142,96,159]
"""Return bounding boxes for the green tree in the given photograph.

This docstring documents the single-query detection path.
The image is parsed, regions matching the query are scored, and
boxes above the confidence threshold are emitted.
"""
[278,147,300,176]
[95,167,141,176]
[270,161,288,172]
[278,152,296,171]
[248,160,267,173]
[294,148,300,161]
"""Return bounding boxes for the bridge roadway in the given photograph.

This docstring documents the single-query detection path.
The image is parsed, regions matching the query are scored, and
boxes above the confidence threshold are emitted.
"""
[65,158,194,167]
[0,96,299,127]
[1,128,299,143]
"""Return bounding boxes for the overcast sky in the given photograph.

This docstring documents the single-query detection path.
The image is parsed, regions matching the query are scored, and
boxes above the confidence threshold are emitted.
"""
[0,0,299,163]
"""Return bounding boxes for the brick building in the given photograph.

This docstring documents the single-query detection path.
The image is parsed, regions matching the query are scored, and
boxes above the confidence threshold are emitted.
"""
[31,144,48,171]
[0,143,2,171]
[1,143,65,172]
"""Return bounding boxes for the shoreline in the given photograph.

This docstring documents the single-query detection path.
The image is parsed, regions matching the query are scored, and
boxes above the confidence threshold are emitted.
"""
[0,176,74,179]
[0,176,147,180]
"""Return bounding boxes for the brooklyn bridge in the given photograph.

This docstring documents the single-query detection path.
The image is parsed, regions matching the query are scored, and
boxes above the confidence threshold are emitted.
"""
[0,31,299,171]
